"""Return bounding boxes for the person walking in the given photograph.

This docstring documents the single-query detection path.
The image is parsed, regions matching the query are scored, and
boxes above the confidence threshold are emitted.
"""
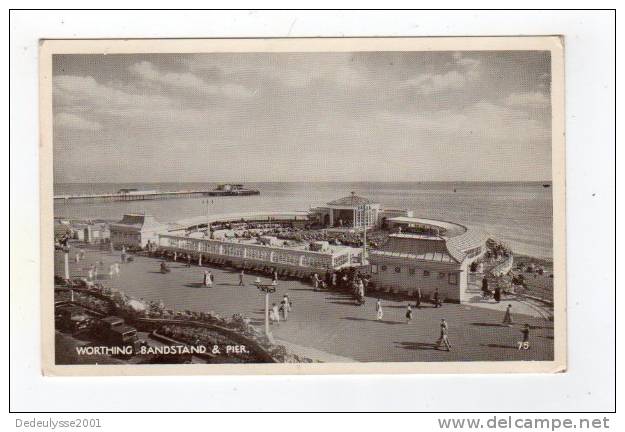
[239,270,245,287]
[206,271,214,288]
[203,270,210,287]
[375,299,384,321]
[271,303,281,325]
[405,304,413,323]
[358,279,365,301]
[436,318,452,351]
[269,303,276,324]
[273,268,279,284]
[494,286,501,303]
[415,288,422,309]
[312,273,320,290]
[114,262,120,277]
[503,304,514,326]
[433,288,441,308]
[280,294,291,321]
[108,263,115,279]
[186,254,192,268]
[481,277,490,299]
[121,246,127,264]
[520,323,530,349]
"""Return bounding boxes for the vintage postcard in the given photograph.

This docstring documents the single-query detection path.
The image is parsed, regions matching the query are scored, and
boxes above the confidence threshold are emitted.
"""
[40,37,566,375]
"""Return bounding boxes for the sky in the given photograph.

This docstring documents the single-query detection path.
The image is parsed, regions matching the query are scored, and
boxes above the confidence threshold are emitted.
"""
[52,51,552,183]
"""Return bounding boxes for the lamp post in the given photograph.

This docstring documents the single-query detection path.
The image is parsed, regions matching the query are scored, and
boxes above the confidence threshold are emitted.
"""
[202,198,213,237]
[359,204,369,265]
[63,246,70,280]
[254,277,277,337]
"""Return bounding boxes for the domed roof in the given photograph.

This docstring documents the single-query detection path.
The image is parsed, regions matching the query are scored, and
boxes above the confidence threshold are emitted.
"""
[327,192,374,207]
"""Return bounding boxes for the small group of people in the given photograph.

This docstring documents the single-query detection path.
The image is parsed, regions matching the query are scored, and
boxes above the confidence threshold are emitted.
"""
[202,270,214,287]
[108,262,121,278]
[270,294,292,324]
[372,298,528,353]
[481,277,502,302]
[241,269,278,287]
[376,300,452,351]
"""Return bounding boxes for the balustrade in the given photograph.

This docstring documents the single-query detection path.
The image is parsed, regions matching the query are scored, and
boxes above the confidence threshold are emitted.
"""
[158,234,346,270]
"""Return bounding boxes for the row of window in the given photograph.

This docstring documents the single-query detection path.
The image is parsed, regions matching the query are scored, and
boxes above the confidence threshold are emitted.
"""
[370,264,458,285]
[273,252,300,265]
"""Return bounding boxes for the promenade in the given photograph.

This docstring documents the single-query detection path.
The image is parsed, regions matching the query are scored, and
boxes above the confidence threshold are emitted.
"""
[55,246,554,362]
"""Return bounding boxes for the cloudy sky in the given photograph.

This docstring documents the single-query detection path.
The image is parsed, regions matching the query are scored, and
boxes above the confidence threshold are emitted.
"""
[52,51,551,183]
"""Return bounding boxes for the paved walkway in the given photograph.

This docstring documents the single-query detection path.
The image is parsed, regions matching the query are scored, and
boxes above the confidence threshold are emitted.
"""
[55,246,554,363]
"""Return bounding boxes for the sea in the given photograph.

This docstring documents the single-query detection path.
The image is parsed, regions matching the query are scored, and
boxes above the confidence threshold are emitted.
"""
[54,182,553,259]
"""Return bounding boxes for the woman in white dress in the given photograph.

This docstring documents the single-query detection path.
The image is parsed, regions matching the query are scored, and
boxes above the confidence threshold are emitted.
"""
[271,303,280,324]
[375,299,383,321]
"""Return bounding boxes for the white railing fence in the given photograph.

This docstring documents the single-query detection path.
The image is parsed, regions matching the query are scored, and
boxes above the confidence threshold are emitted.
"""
[158,234,351,270]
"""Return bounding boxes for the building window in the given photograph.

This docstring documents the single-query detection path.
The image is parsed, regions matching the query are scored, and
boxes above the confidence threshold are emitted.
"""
[423,270,430,277]
[394,266,401,273]
[371,264,378,274]
[409,267,416,275]
[438,272,446,280]
[381,265,387,272]
[449,273,458,285]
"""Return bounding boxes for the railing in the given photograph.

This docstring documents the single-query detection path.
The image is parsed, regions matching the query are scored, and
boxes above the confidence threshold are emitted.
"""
[158,234,351,270]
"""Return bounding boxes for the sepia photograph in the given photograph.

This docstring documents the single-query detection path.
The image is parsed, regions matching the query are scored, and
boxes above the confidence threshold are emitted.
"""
[39,37,566,374]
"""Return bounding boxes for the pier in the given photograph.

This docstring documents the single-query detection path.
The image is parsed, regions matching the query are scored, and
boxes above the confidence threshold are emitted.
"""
[54,188,260,203]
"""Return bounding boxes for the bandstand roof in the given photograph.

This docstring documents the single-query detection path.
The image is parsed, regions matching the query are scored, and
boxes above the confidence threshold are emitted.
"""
[327,194,375,207]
